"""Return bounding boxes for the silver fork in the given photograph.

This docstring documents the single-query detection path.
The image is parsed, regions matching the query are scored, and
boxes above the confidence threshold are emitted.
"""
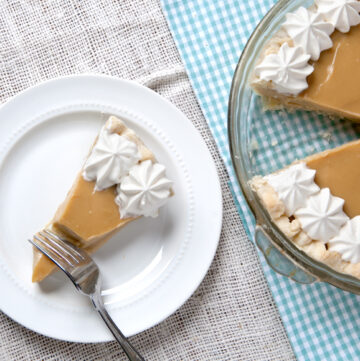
[29,230,145,361]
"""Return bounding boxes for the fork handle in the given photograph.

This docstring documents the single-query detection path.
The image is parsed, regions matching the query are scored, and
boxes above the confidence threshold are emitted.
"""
[91,293,145,361]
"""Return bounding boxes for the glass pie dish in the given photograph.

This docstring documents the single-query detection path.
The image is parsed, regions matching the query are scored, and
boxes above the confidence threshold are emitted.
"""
[228,0,360,294]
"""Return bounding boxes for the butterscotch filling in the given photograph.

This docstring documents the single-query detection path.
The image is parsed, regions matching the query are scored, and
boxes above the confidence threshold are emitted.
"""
[306,139,360,219]
[53,175,133,245]
[299,25,360,119]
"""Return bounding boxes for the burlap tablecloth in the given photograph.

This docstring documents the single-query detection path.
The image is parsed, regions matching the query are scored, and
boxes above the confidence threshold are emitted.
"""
[0,1,295,360]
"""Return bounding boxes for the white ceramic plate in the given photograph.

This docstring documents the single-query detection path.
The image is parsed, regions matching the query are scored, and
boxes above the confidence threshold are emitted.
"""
[0,75,222,342]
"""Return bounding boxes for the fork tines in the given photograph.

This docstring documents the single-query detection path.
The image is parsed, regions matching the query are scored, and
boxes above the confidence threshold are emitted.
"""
[30,229,85,268]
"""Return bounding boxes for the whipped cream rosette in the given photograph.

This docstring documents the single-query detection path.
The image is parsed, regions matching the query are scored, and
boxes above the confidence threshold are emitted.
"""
[83,126,141,191]
[266,163,319,216]
[315,0,360,32]
[254,43,313,95]
[329,216,360,263]
[282,7,334,61]
[116,160,173,218]
[294,188,349,242]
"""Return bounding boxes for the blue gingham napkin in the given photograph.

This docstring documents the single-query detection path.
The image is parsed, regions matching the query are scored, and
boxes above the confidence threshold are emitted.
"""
[161,0,360,360]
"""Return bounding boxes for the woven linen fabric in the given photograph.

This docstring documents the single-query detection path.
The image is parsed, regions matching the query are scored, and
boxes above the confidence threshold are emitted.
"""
[161,0,360,360]
[0,0,295,360]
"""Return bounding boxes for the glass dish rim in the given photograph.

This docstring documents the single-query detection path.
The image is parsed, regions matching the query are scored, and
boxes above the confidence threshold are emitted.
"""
[227,0,360,293]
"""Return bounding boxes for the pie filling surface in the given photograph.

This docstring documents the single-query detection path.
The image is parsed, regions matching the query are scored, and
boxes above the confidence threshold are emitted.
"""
[300,25,360,120]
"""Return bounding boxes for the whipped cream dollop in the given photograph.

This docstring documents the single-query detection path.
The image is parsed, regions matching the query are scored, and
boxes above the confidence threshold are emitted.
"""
[266,163,319,216]
[283,7,334,61]
[315,0,360,32]
[294,188,349,242]
[83,127,141,191]
[255,43,314,95]
[116,160,173,218]
[329,216,360,263]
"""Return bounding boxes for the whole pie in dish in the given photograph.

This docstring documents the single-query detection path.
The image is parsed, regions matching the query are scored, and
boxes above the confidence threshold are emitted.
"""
[250,0,360,278]
[32,116,173,282]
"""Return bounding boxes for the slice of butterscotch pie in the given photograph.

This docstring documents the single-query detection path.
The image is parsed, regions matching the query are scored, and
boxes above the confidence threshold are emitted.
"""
[32,116,173,282]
